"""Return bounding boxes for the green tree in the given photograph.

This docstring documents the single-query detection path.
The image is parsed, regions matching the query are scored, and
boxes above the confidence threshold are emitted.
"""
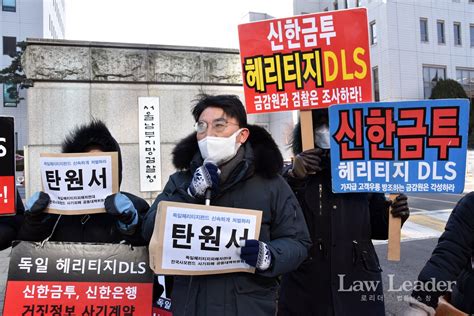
[430,78,474,148]
[0,41,32,105]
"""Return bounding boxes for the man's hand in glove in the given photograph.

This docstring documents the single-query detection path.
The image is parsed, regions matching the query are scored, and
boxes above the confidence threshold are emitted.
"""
[238,239,272,271]
[289,148,324,179]
[404,296,435,316]
[187,162,220,199]
[390,193,410,222]
[105,193,138,235]
[25,192,50,216]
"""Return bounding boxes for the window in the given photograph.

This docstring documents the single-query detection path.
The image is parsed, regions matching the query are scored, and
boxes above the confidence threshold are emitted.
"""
[357,0,362,7]
[333,1,338,10]
[437,20,445,44]
[456,68,474,106]
[454,22,462,45]
[420,18,429,42]
[2,0,15,12]
[370,21,377,45]
[372,67,380,101]
[423,66,446,98]
[3,83,18,107]
[470,24,474,47]
[2,36,16,56]
[344,0,348,8]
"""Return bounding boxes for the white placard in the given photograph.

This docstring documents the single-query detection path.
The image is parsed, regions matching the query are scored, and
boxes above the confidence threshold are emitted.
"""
[138,97,161,192]
[149,201,263,275]
[39,152,119,214]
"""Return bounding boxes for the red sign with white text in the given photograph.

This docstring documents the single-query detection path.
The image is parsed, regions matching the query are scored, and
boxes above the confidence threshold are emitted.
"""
[0,116,15,215]
[238,8,372,114]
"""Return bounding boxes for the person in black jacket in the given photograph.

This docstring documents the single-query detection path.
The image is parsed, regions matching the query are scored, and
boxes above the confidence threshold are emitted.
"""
[406,192,474,315]
[278,108,410,316]
[18,120,148,245]
[0,190,24,250]
[142,94,311,315]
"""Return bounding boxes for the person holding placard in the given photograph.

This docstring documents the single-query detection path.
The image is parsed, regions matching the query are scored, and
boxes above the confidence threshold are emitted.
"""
[18,120,149,245]
[142,94,311,316]
[278,109,410,315]
[406,192,474,315]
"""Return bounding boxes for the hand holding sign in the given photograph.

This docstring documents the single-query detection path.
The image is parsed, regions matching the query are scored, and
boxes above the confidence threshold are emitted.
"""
[238,239,272,271]
[104,193,138,235]
[290,148,324,179]
[389,193,410,222]
[26,192,50,216]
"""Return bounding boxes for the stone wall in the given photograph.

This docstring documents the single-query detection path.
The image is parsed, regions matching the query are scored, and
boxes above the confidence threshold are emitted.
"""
[22,39,254,204]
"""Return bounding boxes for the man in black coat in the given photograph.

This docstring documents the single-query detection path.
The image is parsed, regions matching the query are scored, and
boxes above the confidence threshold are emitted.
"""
[407,192,474,315]
[18,120,148,245]
[278,109,410,316]
[142,94,311,315]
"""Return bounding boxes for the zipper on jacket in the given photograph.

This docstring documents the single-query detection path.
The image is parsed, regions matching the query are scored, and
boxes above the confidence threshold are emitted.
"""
[318,184,323,216]
[352,240,359,265]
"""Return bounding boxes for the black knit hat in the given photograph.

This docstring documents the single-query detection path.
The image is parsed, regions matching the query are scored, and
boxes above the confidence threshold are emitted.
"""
[61,120,122,186]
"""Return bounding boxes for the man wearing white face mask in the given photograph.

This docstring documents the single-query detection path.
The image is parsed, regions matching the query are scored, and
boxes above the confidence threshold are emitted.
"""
[279,108,411,316]
[142,94,311,316]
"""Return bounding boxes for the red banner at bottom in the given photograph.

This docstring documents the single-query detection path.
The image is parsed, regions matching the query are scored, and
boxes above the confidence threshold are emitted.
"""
[0,176,15,215]
[3,280,153,315]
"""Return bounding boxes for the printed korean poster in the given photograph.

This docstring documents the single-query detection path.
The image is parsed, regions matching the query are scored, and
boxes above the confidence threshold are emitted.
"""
[238,8,372,114]
[328,99,470,193]
[39,152,119,214]
[3,241,154,315]
[149,201,263,276]
[0,116,16,216]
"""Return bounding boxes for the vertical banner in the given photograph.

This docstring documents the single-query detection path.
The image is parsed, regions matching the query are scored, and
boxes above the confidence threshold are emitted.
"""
[3,241,154,315]
[238,8,372,114]
[139,97,162,192]
[39,152,119,215]
[0,116,16,215]
[328,99,470,193]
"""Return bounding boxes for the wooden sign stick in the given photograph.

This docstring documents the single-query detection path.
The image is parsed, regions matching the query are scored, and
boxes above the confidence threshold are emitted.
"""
[300,110,314,151]
[387,193,401,261]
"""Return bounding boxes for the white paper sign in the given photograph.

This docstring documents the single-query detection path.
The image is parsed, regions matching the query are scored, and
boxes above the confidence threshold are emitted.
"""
[149,201,263,275]
[39,152,119,214]
[138,97,161,192]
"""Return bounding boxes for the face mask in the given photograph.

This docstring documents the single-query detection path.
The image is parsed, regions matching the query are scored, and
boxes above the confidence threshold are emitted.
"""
[198,129,243,165]
[314,124,330,149]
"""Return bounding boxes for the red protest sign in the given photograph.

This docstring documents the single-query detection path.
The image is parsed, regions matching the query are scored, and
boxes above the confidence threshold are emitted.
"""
[3,241,154,315]
[238,8,372,114]
[0,116,16,216]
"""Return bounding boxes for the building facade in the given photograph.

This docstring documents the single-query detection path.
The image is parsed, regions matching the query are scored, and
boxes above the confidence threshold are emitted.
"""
[293,0,474,104]
[1,0,65,150]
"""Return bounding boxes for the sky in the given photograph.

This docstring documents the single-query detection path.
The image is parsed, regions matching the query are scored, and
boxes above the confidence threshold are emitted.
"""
[65,0,294,49]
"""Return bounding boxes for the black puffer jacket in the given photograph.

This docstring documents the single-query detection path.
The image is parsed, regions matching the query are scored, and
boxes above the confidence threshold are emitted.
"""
[142,125,311,316]
[278,121,389,316]
[412,192,474,314]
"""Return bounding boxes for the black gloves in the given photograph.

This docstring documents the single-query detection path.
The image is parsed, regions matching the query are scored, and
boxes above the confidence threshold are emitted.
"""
[389,193,410,222]
[104,193,139,235]
[25,192,50,216]
[289,148,324,179]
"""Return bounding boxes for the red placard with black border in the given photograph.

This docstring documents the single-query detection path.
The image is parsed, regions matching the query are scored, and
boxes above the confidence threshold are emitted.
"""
[238,8,372,114]
[3,241,154,316]
[0,116,16,215]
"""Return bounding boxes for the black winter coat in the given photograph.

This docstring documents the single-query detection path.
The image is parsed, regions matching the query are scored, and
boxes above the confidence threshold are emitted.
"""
[142,125,311,316]
[0,190,25,250]
[412,192,474,314]
[17,192,148,245]
[278,168,389,316]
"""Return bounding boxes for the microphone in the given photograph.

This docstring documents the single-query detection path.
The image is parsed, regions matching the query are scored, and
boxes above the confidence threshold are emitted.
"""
[205,189,212,206]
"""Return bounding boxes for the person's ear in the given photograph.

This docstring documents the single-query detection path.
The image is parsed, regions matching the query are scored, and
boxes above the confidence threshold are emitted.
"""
[237,128,250,144]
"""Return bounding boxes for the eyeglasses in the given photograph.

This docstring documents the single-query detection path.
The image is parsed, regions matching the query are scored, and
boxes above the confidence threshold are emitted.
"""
[194,118,239,134]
